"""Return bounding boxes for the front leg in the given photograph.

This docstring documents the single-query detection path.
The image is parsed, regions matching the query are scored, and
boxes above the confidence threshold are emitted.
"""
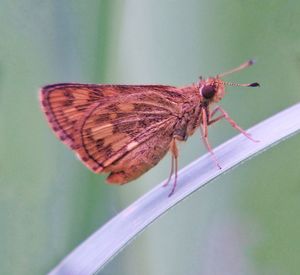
[208,106,259,143]
[201,107,221,169]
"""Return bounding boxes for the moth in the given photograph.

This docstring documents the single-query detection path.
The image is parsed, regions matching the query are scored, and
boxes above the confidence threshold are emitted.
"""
[40,60,259,196]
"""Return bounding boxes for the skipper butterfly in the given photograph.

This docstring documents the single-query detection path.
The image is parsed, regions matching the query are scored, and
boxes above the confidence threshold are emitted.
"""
[40,60,259,196]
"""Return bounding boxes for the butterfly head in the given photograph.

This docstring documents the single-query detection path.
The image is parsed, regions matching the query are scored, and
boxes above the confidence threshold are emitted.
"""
[198,59,260,105]
[199,78,225,104]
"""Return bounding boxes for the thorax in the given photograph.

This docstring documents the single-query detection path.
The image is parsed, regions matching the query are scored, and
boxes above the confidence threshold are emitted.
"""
[173,85,203,141]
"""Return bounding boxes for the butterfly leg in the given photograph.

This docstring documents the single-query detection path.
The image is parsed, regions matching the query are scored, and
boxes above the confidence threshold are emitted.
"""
[163,154,174,187]
[167,138,179,197]
[201,108,222,169]
[209,106,259,142]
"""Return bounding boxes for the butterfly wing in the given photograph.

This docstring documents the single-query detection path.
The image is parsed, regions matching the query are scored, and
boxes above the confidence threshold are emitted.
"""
[40,84,186,183]
[40,83,117,148]
[103,117,177,184]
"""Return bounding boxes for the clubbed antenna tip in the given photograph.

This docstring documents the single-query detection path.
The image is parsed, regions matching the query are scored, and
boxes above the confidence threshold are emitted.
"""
[249,82,260,87]
[248,59,256,66]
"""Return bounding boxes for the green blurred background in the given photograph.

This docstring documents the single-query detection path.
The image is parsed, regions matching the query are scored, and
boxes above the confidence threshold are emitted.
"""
[1,1,300,274]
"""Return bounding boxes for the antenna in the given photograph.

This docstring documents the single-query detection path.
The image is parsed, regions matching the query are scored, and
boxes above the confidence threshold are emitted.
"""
[223,81,260,88]
[218,59,256,78]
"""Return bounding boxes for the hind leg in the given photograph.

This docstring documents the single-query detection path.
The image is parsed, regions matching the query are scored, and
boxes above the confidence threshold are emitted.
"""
[163,138,179,197]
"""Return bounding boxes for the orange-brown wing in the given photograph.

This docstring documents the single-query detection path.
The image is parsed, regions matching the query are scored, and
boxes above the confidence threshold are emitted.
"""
[40,83,118,148]
[103,118,176,184]
[40,84,185,181]
[40,83,185,147]
[72,92,180,177]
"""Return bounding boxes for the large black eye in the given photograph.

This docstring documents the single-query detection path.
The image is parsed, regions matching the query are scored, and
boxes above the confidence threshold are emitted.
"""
[201,85,216,99]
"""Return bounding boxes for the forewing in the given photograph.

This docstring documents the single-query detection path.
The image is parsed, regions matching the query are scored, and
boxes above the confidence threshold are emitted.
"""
[40,83,185,148]
[40,84,185,179]
[40,83,115,148]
